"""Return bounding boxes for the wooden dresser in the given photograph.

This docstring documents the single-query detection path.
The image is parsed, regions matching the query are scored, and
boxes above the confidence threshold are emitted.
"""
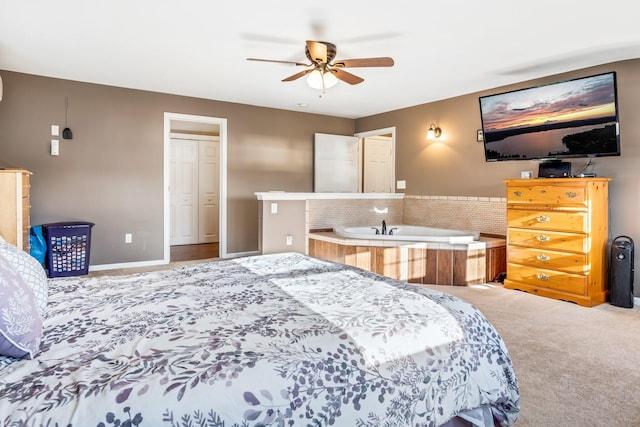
[504,178,610,307]
[0,169,32,251]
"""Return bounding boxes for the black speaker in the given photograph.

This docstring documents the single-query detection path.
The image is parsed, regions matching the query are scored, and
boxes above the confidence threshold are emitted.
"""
[609,236,634,308]
[538,161,571,178]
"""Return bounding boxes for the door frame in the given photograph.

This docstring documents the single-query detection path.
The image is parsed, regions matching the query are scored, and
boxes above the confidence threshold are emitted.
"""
[355,126,396,193]
[163,112,228,262]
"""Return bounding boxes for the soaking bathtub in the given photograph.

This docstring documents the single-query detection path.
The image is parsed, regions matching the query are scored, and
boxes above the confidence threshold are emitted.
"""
[334,225,480,243]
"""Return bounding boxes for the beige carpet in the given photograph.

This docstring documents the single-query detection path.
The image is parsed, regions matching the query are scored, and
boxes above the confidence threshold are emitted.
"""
[423,283,640,427]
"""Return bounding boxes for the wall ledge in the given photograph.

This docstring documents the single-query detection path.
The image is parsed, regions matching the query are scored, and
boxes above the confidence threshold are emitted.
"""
[255,192,405,201]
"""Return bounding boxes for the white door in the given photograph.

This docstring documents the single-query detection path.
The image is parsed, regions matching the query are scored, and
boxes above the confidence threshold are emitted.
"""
[314,133,359,192]
[363,136,393,193]
[199,140,220,243]
[170,139,199,245]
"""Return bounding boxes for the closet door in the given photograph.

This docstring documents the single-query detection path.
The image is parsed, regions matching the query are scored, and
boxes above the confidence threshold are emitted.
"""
[199,140,219,243]
[170,139,199,245]
[363,136,392,193]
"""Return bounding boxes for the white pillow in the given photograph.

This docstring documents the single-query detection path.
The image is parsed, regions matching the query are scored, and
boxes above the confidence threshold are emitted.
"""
[0,254,43,359]
[0,241,48,317]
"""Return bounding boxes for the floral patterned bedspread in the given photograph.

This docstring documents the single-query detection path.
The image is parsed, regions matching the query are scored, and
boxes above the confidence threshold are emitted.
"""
[0,252,519,426]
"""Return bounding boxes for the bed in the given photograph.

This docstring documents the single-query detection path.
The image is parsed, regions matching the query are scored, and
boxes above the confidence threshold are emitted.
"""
[0,248,519,426]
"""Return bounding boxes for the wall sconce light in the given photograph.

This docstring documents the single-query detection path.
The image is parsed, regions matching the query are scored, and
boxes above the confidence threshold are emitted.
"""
[426,123,442,140]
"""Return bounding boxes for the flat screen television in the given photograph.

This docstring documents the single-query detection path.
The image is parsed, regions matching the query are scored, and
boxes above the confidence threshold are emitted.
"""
[479,71,620,162]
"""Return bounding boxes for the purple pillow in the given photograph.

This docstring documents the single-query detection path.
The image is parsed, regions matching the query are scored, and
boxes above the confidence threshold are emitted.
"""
[0,253,43,359]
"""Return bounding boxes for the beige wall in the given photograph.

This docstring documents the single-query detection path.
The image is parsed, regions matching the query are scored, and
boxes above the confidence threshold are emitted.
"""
[3,58,640,292]
[356,60,640,200]
[356,59,640,295]
[259,200,307,254]
[0,71,354,264]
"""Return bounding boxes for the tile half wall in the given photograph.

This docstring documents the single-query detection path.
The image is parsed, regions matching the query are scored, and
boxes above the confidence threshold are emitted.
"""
[309,195,506,236]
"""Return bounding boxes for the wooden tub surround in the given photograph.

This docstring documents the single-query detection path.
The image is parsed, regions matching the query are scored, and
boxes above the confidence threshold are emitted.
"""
[308,232,506,286]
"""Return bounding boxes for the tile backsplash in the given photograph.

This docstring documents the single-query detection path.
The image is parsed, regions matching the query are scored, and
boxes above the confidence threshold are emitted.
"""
[308,198,403,230]
[309,195,506,236]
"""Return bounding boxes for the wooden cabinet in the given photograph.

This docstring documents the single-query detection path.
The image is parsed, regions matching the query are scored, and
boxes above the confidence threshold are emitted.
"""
[0,169,32,251]
[504,178,610,307]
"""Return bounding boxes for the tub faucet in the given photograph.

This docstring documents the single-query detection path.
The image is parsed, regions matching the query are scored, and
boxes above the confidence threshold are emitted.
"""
[382,220,387,235]
[371,227,380,235]
[389,227,398,235]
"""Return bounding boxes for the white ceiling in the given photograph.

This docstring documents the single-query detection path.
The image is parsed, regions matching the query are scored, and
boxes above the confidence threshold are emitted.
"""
[2,0,640,119]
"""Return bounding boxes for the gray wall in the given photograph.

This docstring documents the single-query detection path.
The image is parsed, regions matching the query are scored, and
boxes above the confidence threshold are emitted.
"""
[356,59,640,296]
[3,58,640,297]
[0,71,354,264]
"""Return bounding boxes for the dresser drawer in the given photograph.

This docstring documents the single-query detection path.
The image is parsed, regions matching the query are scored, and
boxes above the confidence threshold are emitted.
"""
[507,229,588,253]
[507,209,587,233]
[506,263,587,295]
[507,184,586,205]
[508,246,587,274]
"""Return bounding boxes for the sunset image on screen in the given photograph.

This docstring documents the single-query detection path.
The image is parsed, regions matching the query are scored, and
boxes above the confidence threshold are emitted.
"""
[479,72,619,161]
[480,73,616,132]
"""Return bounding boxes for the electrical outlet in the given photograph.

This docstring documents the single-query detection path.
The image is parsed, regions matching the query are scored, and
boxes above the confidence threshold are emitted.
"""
[271,202,278,214]
[125,233,132,243]
[286,235,293,246]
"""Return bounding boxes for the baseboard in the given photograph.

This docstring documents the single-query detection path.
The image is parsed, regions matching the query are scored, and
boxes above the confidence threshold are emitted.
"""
[89,259,168,272]
[88,250,260,272]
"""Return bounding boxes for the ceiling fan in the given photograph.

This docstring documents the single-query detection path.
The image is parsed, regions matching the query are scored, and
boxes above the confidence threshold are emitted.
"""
[247,40,394,90]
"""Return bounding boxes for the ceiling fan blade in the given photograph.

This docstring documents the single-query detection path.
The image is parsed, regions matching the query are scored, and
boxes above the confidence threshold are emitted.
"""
[332,57,394,68]
[247,58,309,66]
[282,69,313,82]
[331,68,364,85]
[306,40,328,63]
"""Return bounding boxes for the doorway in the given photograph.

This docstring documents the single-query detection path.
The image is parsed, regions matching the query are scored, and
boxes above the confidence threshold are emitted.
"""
[313,127,396,193]
[356,127,395,193]
[170,135,220,245]
[163,112,228,263]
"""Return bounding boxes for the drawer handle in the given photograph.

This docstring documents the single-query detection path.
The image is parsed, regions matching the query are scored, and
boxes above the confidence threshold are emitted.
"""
[537,254,550,261]
[536,234,550,242]
[566,191,577,198]
[536,215,551,223]
[513,191,523,197]
[536,273,550,281]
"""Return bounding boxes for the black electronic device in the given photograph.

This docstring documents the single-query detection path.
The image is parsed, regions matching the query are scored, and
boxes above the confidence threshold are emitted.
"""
[609,236,634,308]
[538,161,571,178]
[479,72,620,162]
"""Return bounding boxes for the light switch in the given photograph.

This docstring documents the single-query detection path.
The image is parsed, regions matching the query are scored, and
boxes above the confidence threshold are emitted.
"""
[51,139,59,156]
[271,202,278,214]
[51,125,59,136]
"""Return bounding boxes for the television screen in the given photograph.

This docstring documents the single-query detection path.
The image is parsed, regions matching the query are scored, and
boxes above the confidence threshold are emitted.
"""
[479,72,620,162]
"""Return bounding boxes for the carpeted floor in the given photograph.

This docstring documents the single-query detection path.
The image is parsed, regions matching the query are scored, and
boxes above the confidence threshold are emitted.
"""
[422,283,640,427]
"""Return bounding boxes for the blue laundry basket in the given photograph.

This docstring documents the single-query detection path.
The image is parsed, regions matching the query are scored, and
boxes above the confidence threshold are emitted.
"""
[43,222,94,278]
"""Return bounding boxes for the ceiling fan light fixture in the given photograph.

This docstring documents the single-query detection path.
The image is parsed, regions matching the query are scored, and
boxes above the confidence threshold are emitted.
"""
[306,69,338,90]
